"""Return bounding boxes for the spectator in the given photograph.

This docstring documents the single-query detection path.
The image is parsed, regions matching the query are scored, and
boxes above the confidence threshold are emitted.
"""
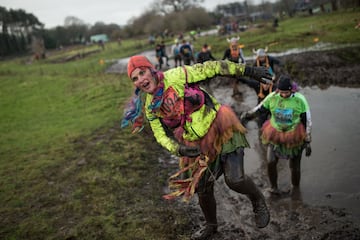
[196,44,216,64]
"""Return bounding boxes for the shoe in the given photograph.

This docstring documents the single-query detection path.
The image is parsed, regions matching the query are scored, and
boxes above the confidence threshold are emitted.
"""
[191,224,217,240]
[290,186,301,200]
[268,187,281,195]
[252,197,270,228]
[232,91,242,97]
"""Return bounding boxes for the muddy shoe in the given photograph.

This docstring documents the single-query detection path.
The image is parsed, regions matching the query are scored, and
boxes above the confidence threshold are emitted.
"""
[252,198,270,228]
[290,187,301,200]
[232,91,242,97]
[191,224,217,240]
[268,187,282,195]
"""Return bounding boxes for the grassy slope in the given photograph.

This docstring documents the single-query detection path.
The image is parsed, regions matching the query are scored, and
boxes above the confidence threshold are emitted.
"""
[0,9,359,240]
[194,9,360,57]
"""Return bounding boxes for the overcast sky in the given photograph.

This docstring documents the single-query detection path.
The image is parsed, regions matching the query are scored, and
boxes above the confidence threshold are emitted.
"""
[0,0,276,28]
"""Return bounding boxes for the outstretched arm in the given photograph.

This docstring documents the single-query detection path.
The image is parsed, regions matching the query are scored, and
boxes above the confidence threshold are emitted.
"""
[240,100,270,125]
[247,100,265,115]
[182,60,272,84]
[237,77,260,91]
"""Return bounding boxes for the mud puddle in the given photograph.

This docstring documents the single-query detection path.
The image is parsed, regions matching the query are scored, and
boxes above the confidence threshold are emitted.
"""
[183,82,360,240]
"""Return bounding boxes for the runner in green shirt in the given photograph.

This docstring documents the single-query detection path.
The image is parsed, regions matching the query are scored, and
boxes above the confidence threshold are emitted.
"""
[242,75,312,195]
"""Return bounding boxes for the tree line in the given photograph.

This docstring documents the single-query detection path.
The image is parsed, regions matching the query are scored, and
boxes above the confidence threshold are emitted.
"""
[0,6,43,57]
[1,0,358,58]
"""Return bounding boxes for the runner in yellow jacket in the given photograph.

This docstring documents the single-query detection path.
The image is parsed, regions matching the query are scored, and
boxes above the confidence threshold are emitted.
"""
[122,56,271,240]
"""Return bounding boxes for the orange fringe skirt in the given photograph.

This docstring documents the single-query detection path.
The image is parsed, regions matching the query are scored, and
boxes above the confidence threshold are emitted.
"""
[163,105,249,201]
[261,119,306,157]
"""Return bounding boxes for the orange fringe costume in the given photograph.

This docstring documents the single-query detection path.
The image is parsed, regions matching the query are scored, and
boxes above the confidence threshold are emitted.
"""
[261,120,306,158]
[163,105,249,201]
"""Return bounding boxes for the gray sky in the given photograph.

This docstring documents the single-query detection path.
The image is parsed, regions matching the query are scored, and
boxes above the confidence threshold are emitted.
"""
[0,0,276,28]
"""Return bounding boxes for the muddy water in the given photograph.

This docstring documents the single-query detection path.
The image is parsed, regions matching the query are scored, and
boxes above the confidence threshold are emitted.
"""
[300,86,360,218]
[212,83,360,220]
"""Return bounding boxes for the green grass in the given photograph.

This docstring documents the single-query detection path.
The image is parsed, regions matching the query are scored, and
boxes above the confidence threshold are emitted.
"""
[0,34,192,239]
[0,62,120,153]
[0,9,359,240]
[192,9,360,57]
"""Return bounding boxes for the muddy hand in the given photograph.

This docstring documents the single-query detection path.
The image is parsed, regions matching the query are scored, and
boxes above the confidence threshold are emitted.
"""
[240,111,249,124]
[305,142,312,157]
[178,144,201,157]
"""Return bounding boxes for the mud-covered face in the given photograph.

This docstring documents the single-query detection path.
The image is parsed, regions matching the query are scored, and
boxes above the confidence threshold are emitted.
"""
[261,82,271,90]
[131,67,157,94]
[279,90,292,98]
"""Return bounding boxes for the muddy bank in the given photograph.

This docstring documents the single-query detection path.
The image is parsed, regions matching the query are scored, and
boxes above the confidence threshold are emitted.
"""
[275,45,360,88]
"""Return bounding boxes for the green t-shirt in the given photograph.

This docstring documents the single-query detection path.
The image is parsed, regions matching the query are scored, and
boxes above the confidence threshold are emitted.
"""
[262,92,310,132]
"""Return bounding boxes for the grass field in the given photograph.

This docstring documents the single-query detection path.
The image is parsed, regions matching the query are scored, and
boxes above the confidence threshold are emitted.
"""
[0,9,359,240]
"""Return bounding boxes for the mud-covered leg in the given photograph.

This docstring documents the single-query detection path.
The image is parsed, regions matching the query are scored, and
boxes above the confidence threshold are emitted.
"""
[266,144,280,194]
[222,148,270,228]
[232,81,241,97]
[191,184,218,240]
[290,152,302,188]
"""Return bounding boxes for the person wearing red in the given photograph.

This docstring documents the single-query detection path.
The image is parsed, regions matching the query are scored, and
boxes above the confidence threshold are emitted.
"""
[122,56,272,239]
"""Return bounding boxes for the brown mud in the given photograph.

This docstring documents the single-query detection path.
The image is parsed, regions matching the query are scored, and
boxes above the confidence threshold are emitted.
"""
[275,46,360,88]
[103,46,360,239]
[180,83,360,240]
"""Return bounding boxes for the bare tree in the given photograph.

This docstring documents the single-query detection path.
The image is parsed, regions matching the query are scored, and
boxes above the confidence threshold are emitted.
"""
[163,12,187,32]
[182,7,213,30]
[153,0,204,13]
[128,10,162,36]
[64,16,86,26]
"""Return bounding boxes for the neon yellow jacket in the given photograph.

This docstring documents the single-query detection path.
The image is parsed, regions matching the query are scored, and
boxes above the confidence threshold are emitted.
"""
[145,60,247,155]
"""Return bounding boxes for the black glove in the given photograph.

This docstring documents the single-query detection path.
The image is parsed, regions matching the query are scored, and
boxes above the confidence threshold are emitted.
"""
[244,66,272,82]
[178,144,201,157]
[240,111,249,123]
[304,142,312,157]
[240,112,249,125]
[237,77,247,83]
